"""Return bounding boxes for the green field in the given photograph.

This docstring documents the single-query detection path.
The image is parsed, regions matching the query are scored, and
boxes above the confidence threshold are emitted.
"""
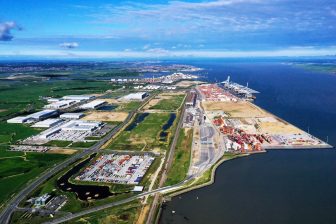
[108,113,173,151]
[43,140,72,147]
[149,95,185,111]
[165,128,193,186]
[0,122,40,145]
[70,141,97,148]
[65,201,141,224]
[115,101,142,112]
[0,80,120,120]
[0,147,68,210]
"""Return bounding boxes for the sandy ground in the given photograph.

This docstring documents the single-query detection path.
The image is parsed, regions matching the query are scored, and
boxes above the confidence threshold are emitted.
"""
[202,101,268,117]
[83,111,128,122]
[47,148,77,154]
[143,95,172,110]
[160,91,186,96]
[259,120,302,134]
[0,109,7,112]
[203,101,305,136]
[175,80,205,87]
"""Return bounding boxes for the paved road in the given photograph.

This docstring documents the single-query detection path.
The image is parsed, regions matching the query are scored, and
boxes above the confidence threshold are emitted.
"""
[0,111,136,224]
[43,180,192,224]
[146,97,187,224]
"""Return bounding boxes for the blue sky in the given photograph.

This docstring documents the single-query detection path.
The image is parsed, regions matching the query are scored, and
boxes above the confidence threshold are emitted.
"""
[1,0,336,58]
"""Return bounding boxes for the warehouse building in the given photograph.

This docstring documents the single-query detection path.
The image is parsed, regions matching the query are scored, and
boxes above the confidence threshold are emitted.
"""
[7,116,32,124]
[60,113,84,120]
[39,120,103,139]
[7,109,58,124]
[44,100,77,109]
[29,110,58,121]
[80,100,107,109]
[123,92,148,100]
[62,95,95,101]
[32,118,63,128]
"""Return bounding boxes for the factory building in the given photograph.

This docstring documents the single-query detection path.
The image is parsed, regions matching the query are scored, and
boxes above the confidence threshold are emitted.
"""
[29,110,58,121]
[123,92,148,100]
[60,113,84,120]
[32,118,63,128]
[44,100,77,109]
[40,120,103,139]
[7,109,58,124]
[7,116,32,124]
[62,120,103,131]
[80,100,107,109]
[62,95,95,101]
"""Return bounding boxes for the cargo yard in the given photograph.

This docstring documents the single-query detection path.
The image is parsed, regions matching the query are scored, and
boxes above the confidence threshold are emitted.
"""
[75,154,155,185]
[196,83,330,153]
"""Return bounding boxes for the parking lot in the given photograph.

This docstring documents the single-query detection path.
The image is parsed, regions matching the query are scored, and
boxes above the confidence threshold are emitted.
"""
[75,154,155,185]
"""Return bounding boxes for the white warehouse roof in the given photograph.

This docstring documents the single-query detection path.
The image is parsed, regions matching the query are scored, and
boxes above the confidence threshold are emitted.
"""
[80,100,106,109]
[63,95,95,101]
[32,118,63,128]
[60,113,84,119]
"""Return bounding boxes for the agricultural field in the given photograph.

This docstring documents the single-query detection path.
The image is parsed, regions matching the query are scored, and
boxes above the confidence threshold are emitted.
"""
[0,122,40,145]
[0,147,68,210]
[108,113,173,151]
[165,128,193,186]
[0,80,120,120]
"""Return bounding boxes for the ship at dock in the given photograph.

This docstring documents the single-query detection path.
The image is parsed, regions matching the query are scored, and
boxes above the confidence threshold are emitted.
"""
[220,76,259,101]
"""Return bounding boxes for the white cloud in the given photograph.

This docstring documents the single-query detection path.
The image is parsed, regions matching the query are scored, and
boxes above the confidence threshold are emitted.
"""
[2,46,335,58]
[59,42,79,49]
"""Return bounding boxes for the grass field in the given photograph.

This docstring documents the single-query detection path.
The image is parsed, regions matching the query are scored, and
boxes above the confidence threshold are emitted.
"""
[0,80,120,120]
[0,147,68,210]
[65,201,141,224]
[0,122,40,145]
[149,95,185,111]
[70,141,97,148]
[108,113,172,151]
[165,128,193,186]
[115,101,142,112]
[43,140,72,147]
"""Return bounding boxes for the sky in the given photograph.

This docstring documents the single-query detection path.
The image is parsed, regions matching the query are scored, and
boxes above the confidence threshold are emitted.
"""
[0,0,336,59]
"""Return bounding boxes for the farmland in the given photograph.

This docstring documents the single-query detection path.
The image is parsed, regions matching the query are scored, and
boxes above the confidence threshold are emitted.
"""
[0,147,68,210]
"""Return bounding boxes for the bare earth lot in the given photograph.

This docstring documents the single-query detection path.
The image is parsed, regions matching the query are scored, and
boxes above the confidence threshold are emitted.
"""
[202,101,267,117]
[83,111,128,122]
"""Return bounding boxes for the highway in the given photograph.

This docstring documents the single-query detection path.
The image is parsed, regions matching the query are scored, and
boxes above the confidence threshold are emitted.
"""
[0,107,137,224]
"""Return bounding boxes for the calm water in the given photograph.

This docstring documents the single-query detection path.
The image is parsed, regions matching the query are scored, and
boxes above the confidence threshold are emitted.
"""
[160,113,177,142]
[57,154,117,200]
[159,62,336,224]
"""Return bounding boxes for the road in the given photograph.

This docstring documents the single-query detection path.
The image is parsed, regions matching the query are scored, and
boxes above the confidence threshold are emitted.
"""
[146,97,187,224]
[0,109,137,224]
[43,180,192,224]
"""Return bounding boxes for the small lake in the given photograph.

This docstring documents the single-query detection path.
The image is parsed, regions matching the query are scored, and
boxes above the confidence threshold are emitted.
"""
[97,104,117,111]
[160,113,176,142]
[125,113,149,131]
[57,154,117,200]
